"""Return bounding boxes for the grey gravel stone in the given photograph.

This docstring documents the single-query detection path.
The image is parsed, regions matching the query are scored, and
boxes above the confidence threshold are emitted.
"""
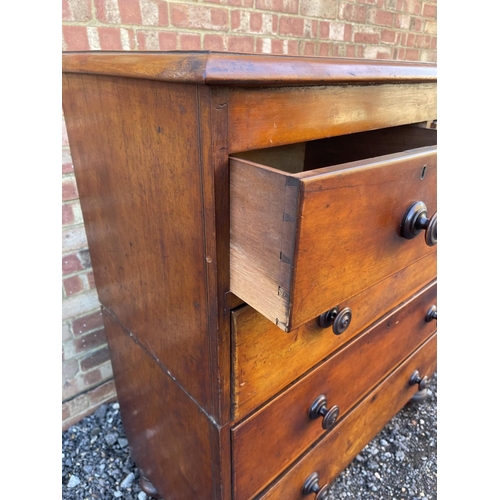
[62,374,437,500]
[120,472,135,489]
[67,475,80,488]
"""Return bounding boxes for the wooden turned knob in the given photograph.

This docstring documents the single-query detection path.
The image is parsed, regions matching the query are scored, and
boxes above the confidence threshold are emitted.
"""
[302,472,330,500]
[400,201,437,246]
[309,395,340,430]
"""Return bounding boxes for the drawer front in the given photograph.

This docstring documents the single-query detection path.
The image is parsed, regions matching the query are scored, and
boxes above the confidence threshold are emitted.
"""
[231,282,437,500]
[257,334,437,500]
[232,252,436,420]
[230,139,436,332]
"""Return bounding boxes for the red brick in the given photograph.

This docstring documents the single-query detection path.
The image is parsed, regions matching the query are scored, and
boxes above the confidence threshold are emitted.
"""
[74,328,107,353]
[250,12,263,32]
[62,177,78,201]
[381,29,397,43]
[406,33,415,46]
[271,39,284,54]
[63,253,83,275]
[63,26,90,51]
[87,271,96,289]
[319,21,330,39]
[98,27,122,50]
[62,204,75,226]
[204,34,226,50]
[63,0,72,20]
[430,36,436,49]
[344,24,353,42]
[180,34,202,50]
[118,0,142,24]
[369,9,394,27]
[318,42,330,56]
[422,2,436,17]
[158,2,169,25]
[279,16,304,37]
[405,48,419,60]
[84,368,104,386]
[211,7,228,27]
[88,379,117,406]
[287,40,299,55]
[411,17,423,31]
[304,19,317,38]
[228,36,254,53]
[231,10,241,30]
[354,31,380,44]
[93,0,107,22]
[340,3,368,23]
[170,4,188,27]
[80,346,110,372]
[159,32,177,50]
[386,0,403,10]
[72,311,104,336]
[303,41,315,55]
[64,275,85,296]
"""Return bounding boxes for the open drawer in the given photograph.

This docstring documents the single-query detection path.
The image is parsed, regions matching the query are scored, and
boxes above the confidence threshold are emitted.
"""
[229,124,437,331]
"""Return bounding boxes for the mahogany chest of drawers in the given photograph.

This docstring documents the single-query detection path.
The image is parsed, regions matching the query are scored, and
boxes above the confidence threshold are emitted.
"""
[62,51,437,500]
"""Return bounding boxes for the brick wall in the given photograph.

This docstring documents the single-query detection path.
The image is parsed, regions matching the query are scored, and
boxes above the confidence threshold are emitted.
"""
[61,0,437,429]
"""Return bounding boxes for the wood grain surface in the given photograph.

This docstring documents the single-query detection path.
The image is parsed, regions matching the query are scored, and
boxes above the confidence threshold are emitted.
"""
[230,144,437,331]
[62,51,437,86]
[228,83,436,152]
[231,283,437,500]
[232,252,437,420]
[257,333,437,500]
[102,309,220,500]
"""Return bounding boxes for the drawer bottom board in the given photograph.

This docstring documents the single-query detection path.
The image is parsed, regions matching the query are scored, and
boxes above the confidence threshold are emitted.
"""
[256,333,437,500]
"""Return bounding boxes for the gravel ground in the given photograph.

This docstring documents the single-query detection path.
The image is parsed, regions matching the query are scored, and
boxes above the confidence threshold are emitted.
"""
[62,374,436,500]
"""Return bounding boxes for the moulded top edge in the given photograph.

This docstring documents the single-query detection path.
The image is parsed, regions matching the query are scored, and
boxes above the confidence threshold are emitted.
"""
[62,51,437,86]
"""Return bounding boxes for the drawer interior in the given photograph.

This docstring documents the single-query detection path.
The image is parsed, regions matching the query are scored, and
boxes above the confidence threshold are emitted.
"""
[232,124,436,174]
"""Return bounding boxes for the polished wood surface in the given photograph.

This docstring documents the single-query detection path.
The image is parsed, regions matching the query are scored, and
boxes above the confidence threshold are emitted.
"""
[62,52,438,500]
[102,309,220,500]
[232,252,437,420]
[230,143,437,331]
[258,333,437,500]
[63,74,220,412]
[232,283,436,500]
[62,51,437,86]
[227,83,436,152]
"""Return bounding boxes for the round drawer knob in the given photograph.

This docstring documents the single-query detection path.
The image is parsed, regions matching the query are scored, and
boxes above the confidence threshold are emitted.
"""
[409,370,429,391]
[317,307,352,335]
[309,395,340,430]
[302,472,330,500]
[425,305,437,322]
[400,201,437,246]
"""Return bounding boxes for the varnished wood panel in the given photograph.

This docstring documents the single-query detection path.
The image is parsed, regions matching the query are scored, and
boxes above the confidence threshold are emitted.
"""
[232,252,437,420]
[232,283,436,500]
[230,146,437,331]
[228,83,437,152]
[62,74,214,412]
[257,333,437,500]
[102,309,219,500]
[62,51,436,87]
